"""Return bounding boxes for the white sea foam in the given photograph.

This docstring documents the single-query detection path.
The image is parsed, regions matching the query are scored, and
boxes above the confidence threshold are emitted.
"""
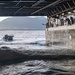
[0,30,46,49]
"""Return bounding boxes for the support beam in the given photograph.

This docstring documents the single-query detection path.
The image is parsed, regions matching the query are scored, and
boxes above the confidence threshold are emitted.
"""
[59,6,63,11]
[15,0,21,6]
[13,1,37,3]
[51,10,54,15]
[4,7,41,9]
[46,12,49,16]
[56,7,60,12]
[67,2,71,8]
[73,0,75,5]
[48,11,52,16]
[31,0,64,15]
[48,11,52,15]
[14,6,24,15]
[0,0,37,3]
[51,6,75,17]
[63,4,67,10]
[31,0,45,7]
[53,9,57,13]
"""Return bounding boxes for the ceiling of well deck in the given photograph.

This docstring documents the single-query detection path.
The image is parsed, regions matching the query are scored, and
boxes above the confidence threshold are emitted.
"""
[0,0,74,16]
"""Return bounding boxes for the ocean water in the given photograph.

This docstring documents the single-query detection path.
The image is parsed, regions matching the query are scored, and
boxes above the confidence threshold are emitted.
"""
[0,30,47,50]
[0,30,75,75]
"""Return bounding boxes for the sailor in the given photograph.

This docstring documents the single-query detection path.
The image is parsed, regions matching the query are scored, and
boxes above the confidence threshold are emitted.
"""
[73,13,75,24]
[46,23,49,28]
[70,16,74,24]
[60,17,64,26]
[61,19,64,26]
[66,18,71,25]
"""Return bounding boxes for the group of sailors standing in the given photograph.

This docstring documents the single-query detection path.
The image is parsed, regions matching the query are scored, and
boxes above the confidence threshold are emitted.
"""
[46,13,75,28]
[61,16,75,26]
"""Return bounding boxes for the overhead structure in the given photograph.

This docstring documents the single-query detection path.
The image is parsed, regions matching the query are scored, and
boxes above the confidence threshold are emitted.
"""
[0,0,74,16]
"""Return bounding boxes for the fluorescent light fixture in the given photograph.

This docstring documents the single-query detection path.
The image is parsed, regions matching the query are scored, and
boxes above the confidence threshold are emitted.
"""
[0,3,5,5]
